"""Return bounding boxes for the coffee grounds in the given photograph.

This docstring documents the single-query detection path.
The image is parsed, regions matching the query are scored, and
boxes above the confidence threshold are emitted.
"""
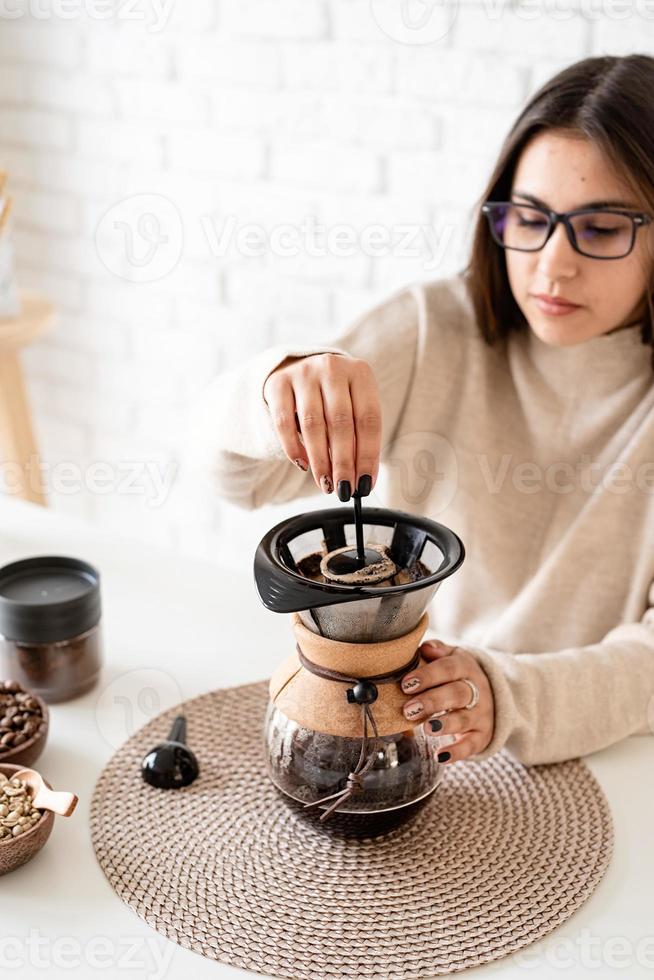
[296,550,431,587]
[320,543,397,585]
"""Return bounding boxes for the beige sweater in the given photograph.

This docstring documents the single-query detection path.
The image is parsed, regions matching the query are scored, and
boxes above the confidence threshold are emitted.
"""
[185,272,654,766]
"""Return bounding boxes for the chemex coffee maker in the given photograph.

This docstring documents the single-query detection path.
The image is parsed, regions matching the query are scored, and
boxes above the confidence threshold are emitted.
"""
[254,489,465,829]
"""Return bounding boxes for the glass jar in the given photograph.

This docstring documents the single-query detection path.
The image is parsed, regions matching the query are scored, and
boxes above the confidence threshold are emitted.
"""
[0,556,102,703]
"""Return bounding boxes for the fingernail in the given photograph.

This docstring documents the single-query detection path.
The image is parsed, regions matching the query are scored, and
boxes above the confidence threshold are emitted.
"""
[401,677,420,692]
[337,480,351,502]
[404,701,423,719]
[320,475,333,494]
[294,458,308,471]
[357,474,372,497]
[429,718,443,732]
[437,751,451,763]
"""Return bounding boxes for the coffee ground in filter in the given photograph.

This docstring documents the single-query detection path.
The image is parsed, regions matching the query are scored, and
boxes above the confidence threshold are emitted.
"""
[297,544,431,587]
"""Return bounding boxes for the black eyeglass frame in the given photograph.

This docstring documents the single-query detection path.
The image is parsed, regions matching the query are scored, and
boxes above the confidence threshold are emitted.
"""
[481,200,653,260]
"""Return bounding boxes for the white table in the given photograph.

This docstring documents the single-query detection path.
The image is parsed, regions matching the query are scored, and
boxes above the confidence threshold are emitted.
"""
[0,498,652,980]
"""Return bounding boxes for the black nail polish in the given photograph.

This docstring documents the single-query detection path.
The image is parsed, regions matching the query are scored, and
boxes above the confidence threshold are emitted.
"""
[437,751,451,763]
[357,474,372,497]
[337,480,351,502]
[429,719,443,732]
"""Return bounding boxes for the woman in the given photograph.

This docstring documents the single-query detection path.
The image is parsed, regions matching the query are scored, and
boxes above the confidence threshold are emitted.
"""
[186,54,654,769]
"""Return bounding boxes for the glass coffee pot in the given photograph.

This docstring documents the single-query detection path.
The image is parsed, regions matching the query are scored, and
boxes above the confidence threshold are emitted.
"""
[254,503,465,828]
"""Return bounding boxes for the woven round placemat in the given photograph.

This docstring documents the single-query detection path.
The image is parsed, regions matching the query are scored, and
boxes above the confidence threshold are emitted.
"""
[90,679,613,979]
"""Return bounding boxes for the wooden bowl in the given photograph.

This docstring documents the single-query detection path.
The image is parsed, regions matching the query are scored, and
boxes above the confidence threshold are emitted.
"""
[0,763,54,876]
[0,691,49,768]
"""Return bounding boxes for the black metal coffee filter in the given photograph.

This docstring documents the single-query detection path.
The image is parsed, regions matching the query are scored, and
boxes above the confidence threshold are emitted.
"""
[253,506,465,615]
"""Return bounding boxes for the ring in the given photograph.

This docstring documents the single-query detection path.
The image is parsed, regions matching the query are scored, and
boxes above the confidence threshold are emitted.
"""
[461,677,480,710]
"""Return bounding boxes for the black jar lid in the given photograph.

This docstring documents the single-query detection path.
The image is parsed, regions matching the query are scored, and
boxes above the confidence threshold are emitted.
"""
[0,556,101,644]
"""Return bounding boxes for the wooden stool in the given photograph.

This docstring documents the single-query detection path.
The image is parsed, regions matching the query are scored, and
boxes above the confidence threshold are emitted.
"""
[0,293,55,506]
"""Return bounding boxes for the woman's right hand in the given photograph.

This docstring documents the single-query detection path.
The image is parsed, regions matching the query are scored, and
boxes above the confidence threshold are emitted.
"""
[262,352,382,501]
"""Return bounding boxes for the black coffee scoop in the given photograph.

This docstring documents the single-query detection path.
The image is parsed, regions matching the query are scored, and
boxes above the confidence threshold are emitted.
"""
[141,715,199,789]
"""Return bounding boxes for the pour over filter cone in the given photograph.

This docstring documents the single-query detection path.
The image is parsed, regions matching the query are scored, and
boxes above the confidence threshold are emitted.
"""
[254,506,465,642]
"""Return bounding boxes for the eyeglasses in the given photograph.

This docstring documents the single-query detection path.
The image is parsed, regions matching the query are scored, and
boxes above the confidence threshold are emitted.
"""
[481,200,652,259]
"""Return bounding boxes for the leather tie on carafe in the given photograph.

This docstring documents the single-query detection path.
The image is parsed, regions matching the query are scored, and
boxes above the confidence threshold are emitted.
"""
[295,642,422,823]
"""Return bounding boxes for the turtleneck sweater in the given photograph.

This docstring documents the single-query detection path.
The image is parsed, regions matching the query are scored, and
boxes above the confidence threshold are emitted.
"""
[183,272,654,766]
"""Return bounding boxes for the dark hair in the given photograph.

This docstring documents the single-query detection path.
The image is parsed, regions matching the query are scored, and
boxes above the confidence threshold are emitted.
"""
[463,54,654,369]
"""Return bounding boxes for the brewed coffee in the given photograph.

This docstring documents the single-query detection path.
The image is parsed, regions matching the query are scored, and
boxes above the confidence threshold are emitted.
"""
[265,702,442,817]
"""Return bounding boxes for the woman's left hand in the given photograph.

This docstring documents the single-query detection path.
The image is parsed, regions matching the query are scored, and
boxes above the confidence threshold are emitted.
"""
[400,639,495,763]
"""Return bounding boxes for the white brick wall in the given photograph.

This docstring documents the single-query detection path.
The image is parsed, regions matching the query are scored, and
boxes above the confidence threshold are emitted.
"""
[0,3,647,570]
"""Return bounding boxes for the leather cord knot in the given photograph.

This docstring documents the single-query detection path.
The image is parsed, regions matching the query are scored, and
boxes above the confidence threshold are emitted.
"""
[295,642,421,823]
[347,772,365,792]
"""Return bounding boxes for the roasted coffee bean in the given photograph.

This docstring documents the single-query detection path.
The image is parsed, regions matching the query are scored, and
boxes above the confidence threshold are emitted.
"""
[0,681,45,757]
